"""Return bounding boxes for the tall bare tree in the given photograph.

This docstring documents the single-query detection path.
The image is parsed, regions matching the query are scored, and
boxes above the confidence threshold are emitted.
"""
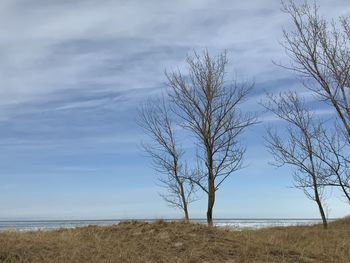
[280,0,350,197]
[264,92,328,229]
[166,50,256,225]
[139,99,196,221]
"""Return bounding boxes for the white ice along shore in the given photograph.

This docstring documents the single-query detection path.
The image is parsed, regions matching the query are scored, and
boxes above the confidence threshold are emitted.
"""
[0,218,332,232]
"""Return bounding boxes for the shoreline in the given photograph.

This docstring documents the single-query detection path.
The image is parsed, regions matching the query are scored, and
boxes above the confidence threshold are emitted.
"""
[0,218,331,232]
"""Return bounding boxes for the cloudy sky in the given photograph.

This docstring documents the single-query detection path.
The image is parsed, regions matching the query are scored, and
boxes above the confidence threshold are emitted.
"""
[0,0,349,220]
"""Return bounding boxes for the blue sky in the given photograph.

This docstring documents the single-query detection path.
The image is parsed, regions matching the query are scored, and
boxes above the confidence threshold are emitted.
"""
[0,0,349,220]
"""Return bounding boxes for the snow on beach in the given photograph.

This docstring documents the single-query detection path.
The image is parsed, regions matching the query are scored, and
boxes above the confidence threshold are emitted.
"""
[0,219,328,232]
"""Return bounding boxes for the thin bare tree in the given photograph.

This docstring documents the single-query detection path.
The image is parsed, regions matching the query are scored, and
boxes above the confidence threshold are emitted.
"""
[280,0,350,198]
[166,50,256,225]
[138,99,196,221]
[264,91,328,229]
[315,127,350,203]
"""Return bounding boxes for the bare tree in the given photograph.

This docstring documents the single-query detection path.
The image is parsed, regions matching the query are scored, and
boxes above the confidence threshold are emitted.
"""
[264,92,328,229]
[138,99,196,221]
[315,128,350,203]
[280,0,350,197]
[166,50,256,226]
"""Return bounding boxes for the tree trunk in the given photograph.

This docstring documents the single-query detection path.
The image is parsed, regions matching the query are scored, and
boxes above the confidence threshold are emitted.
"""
[180,184,189,222]
[311,170,328,229]
[179,185,189,222]
[175,163,190,222]
[312,173,327,229]
[315,194,328,229]
[306,136,328,230]
[183,204,189,222]
[206,146,216,226]
[207,176,215,226]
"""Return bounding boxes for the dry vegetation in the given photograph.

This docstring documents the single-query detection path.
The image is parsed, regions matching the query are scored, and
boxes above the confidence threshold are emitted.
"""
[0,218,349,263]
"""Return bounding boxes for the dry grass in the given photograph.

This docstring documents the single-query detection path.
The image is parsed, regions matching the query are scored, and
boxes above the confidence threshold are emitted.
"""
[0,218,349,263]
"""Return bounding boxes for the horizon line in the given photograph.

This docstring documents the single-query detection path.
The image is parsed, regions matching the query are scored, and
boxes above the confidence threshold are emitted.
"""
[0,217,341,223]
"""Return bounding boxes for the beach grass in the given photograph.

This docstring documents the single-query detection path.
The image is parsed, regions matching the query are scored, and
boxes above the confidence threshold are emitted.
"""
[0,217,349,262]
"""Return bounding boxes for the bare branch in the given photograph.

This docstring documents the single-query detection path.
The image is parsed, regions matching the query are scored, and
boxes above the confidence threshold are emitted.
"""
[281,0,350,130]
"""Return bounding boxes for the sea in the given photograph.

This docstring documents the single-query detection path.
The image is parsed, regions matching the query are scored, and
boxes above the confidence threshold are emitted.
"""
[0,218,332,231]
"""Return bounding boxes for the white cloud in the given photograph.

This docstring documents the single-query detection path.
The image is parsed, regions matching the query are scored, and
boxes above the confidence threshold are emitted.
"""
[0,0,347,109]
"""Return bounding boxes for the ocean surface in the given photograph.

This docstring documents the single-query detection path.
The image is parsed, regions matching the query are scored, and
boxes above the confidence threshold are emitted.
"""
[0,218,332,231]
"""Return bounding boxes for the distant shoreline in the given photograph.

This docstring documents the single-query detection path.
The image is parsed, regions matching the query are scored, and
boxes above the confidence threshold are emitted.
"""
[0,218,337,232]
[0,217,340,222]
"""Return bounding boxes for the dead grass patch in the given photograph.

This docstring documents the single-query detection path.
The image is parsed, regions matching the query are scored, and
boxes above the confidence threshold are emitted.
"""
[0,218,349,263]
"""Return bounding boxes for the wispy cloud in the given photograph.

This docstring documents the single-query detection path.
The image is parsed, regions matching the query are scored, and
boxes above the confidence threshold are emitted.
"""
[1,0,348,107]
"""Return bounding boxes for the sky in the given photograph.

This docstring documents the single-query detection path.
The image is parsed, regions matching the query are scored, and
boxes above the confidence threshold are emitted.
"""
[0,0,350,220]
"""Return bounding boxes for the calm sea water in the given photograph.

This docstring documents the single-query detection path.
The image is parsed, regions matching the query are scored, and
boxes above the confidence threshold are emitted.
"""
[0,218,331,231]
